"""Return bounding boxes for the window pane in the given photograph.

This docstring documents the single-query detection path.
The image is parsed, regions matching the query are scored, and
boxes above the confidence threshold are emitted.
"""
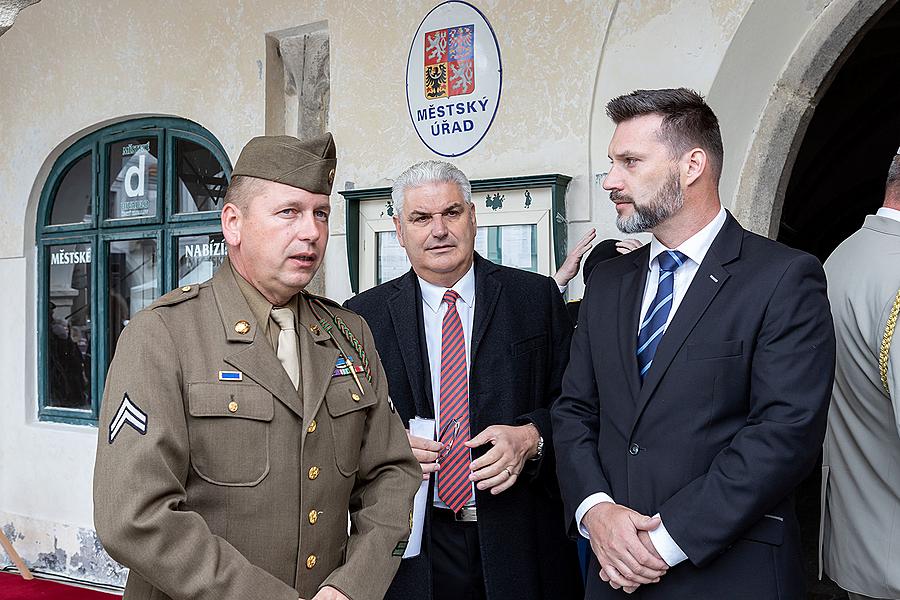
[475,225,537,271]
[176,233,227,286]
[175,139,228,214]
[50,154,93,226]
[108,239,158,361]
[108,138,159,219]
[46,243,92,409]
[377,231,410,284]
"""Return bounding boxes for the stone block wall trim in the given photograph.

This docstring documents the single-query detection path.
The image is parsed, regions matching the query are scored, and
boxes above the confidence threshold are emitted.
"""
[0,0,41,38]
[0,513,126,589]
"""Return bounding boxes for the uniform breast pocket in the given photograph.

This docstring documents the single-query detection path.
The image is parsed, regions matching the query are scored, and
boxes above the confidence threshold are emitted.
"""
[187,382,274,486]
[325,381,376,477]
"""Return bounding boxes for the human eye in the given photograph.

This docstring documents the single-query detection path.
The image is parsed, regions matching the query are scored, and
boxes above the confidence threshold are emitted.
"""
[314,209,330,221]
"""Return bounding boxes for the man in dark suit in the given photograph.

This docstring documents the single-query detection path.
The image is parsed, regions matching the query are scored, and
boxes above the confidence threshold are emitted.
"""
[551,88,835,599]
[345,160,582,600]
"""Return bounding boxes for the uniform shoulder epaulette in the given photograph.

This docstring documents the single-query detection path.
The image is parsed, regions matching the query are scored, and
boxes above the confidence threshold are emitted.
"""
[301,290,344,311]
[148,283,201,310]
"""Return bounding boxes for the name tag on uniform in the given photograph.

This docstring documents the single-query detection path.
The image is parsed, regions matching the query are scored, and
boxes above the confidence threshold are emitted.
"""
[218,370,243,381]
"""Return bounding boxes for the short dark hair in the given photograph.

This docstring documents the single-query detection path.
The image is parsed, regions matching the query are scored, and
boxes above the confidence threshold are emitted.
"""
[606,88,724,181]
[887,153,900,192]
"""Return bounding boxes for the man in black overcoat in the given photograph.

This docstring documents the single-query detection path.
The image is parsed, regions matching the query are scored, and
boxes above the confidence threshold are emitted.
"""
[346,160,582,600]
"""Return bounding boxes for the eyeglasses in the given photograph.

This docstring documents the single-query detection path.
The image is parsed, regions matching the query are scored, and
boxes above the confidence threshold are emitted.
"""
[436,418,460,464]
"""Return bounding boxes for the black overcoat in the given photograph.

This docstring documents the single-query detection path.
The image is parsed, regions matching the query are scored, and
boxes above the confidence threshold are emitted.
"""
[346,254,582,600]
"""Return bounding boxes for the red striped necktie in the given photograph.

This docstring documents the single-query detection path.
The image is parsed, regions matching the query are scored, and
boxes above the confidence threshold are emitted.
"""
[437,289,472,513]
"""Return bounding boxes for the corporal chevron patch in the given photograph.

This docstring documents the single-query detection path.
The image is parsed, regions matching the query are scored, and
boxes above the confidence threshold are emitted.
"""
[108,392,148,444]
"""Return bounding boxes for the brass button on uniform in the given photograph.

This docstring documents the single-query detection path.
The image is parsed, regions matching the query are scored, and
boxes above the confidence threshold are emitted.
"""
[309,324,320,335]
[234,320,251,335]
[181,285,191,292]
[306,554,317,569]
[308,466,320,480]
[308,509,318,525]
[307,419,317,433]
[328,168,335,185]
[228,401,239,413]
[351,392,361,402]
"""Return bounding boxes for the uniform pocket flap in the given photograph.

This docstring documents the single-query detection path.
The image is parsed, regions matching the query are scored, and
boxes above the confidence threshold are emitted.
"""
[687,340,743,361]
[740,514,785,546]
[188,382,274,421]
[325,382,376,417]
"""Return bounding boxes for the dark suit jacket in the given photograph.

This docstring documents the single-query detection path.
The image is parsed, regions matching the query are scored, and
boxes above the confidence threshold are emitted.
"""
[551,213,835,599]
[346,253,582,600]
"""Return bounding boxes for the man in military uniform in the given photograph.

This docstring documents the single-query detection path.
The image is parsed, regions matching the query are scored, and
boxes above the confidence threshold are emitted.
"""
[93,133,420,600]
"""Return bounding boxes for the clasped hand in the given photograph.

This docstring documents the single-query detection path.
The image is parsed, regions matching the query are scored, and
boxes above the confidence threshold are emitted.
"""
[583,503,669,593]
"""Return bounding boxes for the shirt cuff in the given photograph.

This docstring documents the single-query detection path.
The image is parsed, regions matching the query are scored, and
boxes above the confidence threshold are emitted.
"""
[557,283,567,294]
[575,493,614,538]
[647,513,688,567]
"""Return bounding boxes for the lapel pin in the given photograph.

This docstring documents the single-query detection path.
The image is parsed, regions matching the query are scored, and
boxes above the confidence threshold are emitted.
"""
[219,370,243,382]
[709,275,719,283]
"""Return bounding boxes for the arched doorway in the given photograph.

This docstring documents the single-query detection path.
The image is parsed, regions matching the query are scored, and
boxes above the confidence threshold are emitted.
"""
[777,3,900,259]
[774,4,900,598]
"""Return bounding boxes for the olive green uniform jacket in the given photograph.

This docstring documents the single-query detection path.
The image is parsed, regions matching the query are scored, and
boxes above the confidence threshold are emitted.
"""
[93,262,420,600]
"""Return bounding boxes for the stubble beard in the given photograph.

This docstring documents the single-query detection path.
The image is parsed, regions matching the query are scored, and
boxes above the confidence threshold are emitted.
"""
[614,170,684,234]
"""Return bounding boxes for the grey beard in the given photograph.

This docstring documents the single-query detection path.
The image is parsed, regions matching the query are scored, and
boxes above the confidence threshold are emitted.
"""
[615,173,684,234]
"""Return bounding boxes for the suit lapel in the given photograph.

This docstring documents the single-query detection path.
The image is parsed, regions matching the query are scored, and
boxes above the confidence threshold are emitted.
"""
[388,270,434,418]
[297,295,340,435]
[631,213,743,432]
[471,254,501,363]
[212,264,304,419]
[618,249,649,402]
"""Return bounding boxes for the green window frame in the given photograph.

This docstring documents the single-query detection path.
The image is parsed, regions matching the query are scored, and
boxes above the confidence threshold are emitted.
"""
[36,117,232,425]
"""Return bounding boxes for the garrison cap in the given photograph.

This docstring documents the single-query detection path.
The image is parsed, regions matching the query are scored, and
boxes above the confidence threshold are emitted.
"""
[231,133,337,195]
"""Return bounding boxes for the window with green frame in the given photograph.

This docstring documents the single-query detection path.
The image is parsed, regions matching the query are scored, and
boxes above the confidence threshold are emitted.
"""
[36,117,232,425]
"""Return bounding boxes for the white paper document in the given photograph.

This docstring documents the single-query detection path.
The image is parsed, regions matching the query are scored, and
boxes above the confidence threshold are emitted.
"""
[404,416,435,558]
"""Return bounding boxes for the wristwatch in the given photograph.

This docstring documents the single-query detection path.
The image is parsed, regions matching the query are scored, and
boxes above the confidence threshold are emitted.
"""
[531,434,544,461]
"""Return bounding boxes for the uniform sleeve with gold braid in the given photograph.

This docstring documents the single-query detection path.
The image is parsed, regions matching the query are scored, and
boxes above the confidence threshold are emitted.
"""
[879,287,900,396]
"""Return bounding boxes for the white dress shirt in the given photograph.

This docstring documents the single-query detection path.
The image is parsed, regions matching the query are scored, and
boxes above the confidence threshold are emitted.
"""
[876,206,900,223]
[418,264,477,509]
[575,206,728,567]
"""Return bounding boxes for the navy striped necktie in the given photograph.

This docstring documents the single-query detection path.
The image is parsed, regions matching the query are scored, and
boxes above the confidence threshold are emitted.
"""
[637,250,687,380]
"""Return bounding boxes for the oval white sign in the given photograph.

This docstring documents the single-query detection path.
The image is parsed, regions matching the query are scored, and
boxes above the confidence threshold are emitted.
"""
[406,1,502,157]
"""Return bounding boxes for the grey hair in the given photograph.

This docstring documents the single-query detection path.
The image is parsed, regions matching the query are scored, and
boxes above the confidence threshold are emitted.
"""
[391,160,472,217]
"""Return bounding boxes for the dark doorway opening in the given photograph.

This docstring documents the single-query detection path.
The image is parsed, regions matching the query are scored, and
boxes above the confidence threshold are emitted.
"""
[776,3,900,598]
[778,2,900,261]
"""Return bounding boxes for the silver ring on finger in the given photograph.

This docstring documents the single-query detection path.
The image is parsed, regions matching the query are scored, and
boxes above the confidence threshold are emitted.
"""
[503,467,512,477]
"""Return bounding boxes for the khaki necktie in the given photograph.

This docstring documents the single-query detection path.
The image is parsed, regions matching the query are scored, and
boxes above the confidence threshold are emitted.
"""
[271,307,300,389]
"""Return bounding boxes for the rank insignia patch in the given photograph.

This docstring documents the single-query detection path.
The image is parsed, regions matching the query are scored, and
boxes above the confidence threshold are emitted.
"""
[108,392,148,444]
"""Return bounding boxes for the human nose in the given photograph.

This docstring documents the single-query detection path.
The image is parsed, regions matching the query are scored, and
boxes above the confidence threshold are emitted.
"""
[602,165,622,192]
[295,212,321,242]
[431,214,448,238]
